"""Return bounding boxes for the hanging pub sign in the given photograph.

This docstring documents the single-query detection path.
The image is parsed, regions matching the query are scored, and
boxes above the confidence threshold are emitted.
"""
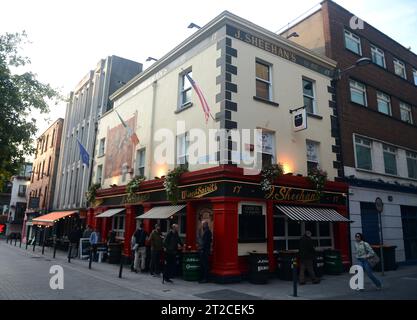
[291,106,307,132]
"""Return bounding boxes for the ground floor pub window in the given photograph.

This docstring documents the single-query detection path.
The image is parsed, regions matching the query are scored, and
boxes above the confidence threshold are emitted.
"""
[112,214,125,239]
[273,211,333,251]
[238,203,266,243]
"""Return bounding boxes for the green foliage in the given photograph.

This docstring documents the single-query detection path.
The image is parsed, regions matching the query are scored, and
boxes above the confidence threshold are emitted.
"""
[85,183,101,204]
[307,168,328,197]
[260,163,284,192]
[0,31,61,186]
[163,166,188,204]
[126,175,145,202]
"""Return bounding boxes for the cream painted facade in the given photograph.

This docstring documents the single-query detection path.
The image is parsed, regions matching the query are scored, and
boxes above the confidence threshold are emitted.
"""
[93,11,338,189]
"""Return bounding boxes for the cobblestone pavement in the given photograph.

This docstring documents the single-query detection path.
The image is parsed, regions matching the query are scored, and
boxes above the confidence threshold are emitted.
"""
[1,239,416,300]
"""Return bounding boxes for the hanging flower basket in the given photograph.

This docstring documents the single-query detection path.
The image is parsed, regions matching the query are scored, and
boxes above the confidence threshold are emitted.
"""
[126,175,146,202]
[163,166,188,204]
[260,163,284,192]
[307,168,328,197]
[85,183,101,204]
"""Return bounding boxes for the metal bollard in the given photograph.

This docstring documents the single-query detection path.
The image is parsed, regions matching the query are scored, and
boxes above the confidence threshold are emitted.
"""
[68,244,72,263]
[292,258,298,297]
[14,237,17,246]
[19,238,22,248]
[25,239,28,250]
[119,255,124,278]
[42,240,45,255]
[33,239,36,252]
[89,248,93,269]
[53,241,57,258]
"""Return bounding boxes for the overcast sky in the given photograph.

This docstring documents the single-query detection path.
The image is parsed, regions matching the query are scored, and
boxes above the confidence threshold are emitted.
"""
[1,0,416,141]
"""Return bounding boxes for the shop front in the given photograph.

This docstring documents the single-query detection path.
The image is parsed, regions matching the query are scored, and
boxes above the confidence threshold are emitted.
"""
[88,165,349,283]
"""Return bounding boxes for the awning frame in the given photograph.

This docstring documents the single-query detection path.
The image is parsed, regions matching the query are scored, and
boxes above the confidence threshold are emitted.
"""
[96,208,126,218]
[136,204,186,220]
[275,205,352,222]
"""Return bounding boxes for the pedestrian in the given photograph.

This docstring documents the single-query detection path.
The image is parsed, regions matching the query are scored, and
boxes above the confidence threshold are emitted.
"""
[130,232,137,272]
[354,233,382,290]
[149,223,163,277]
[198,220,212,283]
[69,225,82,258]
[83,225,93,239]
[89,227,100,261]
[163,224,183,283]
[133,222,148,273]
[299,230,320,285]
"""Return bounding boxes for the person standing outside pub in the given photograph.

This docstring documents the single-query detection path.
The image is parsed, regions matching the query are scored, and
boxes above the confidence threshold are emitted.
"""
[149,223,163,277]
[133,222,148,273]
[354,233,382,290]
[163,224,183,283]
[198,220,212,283]
[299,230,320,284]
[89,227,100,261]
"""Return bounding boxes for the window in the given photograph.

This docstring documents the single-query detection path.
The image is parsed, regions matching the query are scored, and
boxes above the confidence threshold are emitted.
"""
[376,91,391,115]
[112,214,125,239]
[51,129,55,147]
[41,160,45,179]
[303,78,316,114]
[136,148,146,177]
[180,70,192,107]
[176,132,189,168]
[394,58,407,79]
[257,131,275,167]
[47,157,51,176]
[306,140,320,173]
[406,151,417,179]
[18,185,27,197]
[96,165,103,185]
[255,61,271,100]
[98,138,105,157]
[413,69,417,86]
[44,135,49,152]
[383,144,397,175]
[344,30,362,55]
[371,45,386,68]
[400,102,413,124]
[355,136,372,170]
[239,204,266,243]
[349,80,367,106]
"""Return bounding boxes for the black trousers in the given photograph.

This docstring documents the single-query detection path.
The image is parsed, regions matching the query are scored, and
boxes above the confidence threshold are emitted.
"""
[164,253,176,280]
[150,249,162,274]
[200,251,210,280]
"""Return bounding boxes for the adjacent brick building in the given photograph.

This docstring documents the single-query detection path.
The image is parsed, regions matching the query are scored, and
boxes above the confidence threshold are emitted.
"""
[284,0,417,263]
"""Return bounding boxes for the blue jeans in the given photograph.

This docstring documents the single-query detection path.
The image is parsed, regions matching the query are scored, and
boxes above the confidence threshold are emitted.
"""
[358,258,382,288]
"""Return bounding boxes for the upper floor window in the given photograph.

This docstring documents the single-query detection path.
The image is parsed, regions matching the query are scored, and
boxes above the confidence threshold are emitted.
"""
[18,185,27,197]
[355,136,372,170]
[255,61,271,100]
[383,144,397,175]
[406,151,417,179]
[394,58,407,79]
[180,70,192,108]
[413,69,417,86]
[376,91,391,115]
[44,135,49,152]
[257,130,275,167]
[96,165,103,185]
[51,129,55,147]
[302,78,316,114]
[177,132,189,169]
[98,138,105,157]
[371,45,386,68]
[344,30,362,55]
[349,80,367,106]
[400,102,413,124]
[306,140,320,173]
[136,148,146,177]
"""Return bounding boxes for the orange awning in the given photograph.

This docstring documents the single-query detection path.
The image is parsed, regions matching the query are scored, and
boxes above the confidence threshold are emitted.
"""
[32,211,77,227]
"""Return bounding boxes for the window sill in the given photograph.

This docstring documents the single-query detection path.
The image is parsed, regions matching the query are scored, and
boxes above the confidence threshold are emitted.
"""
[355,167,417,182]
[175,102,193,114]
[307,113,323,120]
[345,47,362,58]
[97,154,105,158]
[253,96,279,107]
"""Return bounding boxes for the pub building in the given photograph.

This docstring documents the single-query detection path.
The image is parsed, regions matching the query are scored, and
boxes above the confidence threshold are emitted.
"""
[87,11,350,282]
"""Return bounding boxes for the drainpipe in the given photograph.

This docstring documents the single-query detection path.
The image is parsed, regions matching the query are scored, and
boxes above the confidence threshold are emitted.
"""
[148,81,158,178]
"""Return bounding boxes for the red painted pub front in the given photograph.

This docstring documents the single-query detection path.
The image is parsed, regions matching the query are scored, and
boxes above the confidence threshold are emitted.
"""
[87,165,350,283]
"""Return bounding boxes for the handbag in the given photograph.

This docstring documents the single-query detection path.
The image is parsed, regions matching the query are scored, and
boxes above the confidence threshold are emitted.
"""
[367,254,380,268]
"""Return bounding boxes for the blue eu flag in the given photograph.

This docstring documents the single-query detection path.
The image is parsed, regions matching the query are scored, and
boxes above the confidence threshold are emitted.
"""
[77,139,90,167]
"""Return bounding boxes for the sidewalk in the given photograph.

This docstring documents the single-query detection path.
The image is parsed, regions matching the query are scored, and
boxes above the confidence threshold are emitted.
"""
[2,239,417,300]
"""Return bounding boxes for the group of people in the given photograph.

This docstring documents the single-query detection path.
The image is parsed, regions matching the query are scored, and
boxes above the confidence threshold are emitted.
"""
[298,230,382,290]
[68,225,101,259]
[130,220,212,284]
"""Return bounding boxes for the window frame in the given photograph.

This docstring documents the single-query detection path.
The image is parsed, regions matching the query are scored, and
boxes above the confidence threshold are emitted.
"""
[413,69,417,86]
[238,202,267,243]
[393,58,407,79]
[306,140,320,173]
[376,91,392,116]
[112,214,125,240]
[176,132,189,168]
[344,30,362,55]
[406,151,417,179]
[400,102,413,124]
[349,80,367,106]
[302,78,317,115]
[370,45,386,68]
[383,144,398,176]
[136,148,146,177]
[257,130,276,168]
[354,136,373,171]
[96,164,103,185]
[179,70,193,108]
[255,60,272,101]
[98,138,106,157]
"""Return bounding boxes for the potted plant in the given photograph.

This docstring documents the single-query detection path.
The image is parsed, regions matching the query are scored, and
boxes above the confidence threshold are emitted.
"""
[307,167,328,197]
[164,166,188,204]
[260,163,284,192]
[126,175,145,203]
[85,183,101,205]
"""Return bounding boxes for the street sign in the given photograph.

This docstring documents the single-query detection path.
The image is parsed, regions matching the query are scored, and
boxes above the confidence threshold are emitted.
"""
[375,197,384,213]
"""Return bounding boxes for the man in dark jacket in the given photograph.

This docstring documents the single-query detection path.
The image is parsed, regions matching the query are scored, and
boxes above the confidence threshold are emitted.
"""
[299,230,320,284]
[198,220,212,283]
[69,226,82,258]
[149,224,163,276]
[133,223,148,273]
[163,224,183,283]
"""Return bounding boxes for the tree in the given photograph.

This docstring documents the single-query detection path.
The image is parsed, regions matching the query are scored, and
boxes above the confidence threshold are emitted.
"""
[0,31,61,188]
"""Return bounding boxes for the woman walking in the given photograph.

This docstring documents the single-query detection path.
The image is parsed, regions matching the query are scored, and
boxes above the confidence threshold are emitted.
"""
[354,233,382,290]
